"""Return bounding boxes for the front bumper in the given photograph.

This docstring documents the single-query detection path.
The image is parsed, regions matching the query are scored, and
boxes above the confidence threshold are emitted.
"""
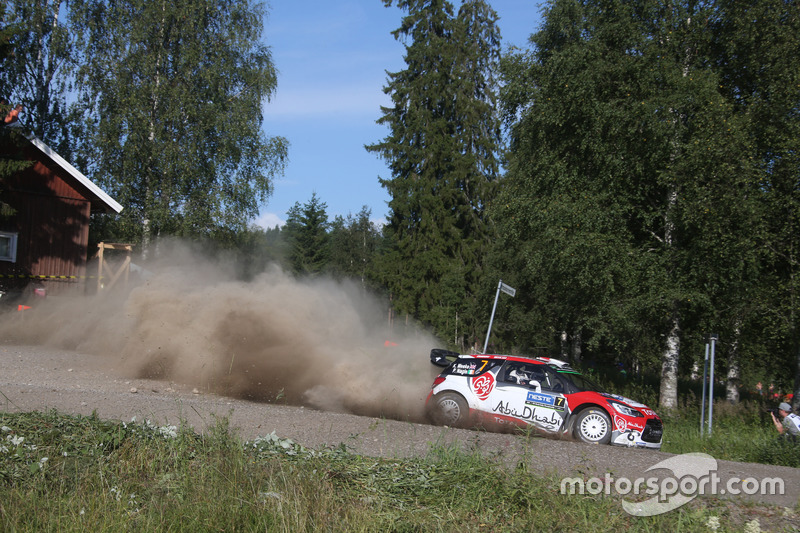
[611,418,663,449]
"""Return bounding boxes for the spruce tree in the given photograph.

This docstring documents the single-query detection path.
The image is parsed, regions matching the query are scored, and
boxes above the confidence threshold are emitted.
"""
[368,0,501,349]
[284,193,330,276]
[328,206,381,286]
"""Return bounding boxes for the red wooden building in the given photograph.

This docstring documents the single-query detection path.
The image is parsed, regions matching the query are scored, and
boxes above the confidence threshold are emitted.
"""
[0,132,122,295]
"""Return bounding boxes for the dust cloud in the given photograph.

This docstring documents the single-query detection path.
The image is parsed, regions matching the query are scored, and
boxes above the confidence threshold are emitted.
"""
[0,243,442,422]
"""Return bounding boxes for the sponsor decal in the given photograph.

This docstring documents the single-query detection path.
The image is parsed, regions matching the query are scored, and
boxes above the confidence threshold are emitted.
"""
[472,373,495,401]
[628,421,645,431]
[526,391,566,411]
[453,362,478,375]
[641,409,657,417]
[615,415,645,433]
[492,401,563,430]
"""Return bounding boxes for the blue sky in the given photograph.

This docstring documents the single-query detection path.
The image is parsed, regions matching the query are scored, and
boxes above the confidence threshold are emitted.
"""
[256,1,543,229]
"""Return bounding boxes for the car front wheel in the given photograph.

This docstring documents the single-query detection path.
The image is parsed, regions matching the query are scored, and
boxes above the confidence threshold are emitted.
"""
[574,408,612,444]
[431,392,469,428]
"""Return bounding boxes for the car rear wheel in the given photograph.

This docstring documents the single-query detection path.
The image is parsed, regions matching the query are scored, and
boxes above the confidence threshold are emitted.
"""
[431,392,469,427]
[574,408,612,444]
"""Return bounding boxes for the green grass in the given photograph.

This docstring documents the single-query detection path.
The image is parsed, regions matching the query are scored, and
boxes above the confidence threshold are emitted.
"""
[0,409,795,532]
[659,401,800,468]
[581,368,800,468]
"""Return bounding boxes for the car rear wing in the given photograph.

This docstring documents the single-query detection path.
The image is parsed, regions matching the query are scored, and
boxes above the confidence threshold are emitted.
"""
[430,348,460,367]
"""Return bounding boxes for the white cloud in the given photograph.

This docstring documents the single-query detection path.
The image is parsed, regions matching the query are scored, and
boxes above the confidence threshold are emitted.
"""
[264,80,391,119]
[255,212,285,230]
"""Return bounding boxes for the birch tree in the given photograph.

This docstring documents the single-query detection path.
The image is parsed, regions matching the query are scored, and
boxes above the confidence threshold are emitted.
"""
[0,0,74,155]
[496,0,757,408]
[70,0,287,249]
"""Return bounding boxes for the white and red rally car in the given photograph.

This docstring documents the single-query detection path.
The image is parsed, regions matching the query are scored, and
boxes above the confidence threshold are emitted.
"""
[425,350,662,449]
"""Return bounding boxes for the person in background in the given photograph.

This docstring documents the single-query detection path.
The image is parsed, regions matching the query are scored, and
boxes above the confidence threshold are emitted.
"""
[771,402,800,441]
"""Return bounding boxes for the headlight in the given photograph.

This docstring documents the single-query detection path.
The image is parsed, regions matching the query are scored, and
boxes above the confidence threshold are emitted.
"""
[610,401,643,417]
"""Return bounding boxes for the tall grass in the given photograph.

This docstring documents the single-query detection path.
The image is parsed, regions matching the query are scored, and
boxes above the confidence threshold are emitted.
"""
[0,410,792,532]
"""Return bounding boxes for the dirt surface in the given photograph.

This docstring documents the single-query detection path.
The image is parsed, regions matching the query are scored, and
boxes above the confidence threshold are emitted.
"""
[1,343,798,523]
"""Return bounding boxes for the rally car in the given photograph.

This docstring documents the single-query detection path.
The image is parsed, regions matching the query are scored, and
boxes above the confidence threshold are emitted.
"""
[425,350,662,449]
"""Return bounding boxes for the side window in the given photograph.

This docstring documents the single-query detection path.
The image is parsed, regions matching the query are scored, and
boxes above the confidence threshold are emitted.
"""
[528,366,547,387]
[540,367,565,393]
[0,232,18,262]
[502,363,566,392]
[502,362,525,385]
[504,362,548,389]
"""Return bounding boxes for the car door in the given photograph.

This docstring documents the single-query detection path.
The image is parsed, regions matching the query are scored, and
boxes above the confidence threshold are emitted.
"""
[490,362,567,432]
[528,365,569,431]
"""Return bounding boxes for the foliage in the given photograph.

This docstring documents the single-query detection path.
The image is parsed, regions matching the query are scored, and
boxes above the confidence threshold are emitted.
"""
[0,3,21,101]
[68,0,287,249]
[2,0,800,407]
[226,224,288,281]
[708,0,800,409]
[0,0,75,156]
[494,0,799,407]
[0,5,31,218]
[283,193,330,276]
[328,206,383,287]
[0,409,792,532]
[368,0,502,351]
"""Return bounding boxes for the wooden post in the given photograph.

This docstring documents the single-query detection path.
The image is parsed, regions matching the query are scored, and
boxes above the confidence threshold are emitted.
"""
[95,242,134,292]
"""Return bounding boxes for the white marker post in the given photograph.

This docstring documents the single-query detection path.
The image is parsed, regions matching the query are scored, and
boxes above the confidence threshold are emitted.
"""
[482,280,516,354]
[700,342,709,437]
[708,334,718,436]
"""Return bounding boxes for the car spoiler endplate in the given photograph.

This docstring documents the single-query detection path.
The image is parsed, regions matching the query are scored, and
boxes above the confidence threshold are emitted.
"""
[430,348,460,367]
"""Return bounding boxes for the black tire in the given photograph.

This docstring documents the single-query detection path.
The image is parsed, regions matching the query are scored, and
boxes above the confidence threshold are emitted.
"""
[574,407,612,444]
[430,392,469,427]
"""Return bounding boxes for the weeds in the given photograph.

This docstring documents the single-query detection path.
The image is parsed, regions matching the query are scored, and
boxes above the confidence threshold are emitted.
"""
[0,409,795,532]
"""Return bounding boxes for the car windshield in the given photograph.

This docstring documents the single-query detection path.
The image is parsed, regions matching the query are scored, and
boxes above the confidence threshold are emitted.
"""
[558,371,605,393]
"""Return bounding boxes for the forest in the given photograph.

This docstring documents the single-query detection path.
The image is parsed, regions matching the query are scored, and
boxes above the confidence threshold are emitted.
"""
[1,0,799,409]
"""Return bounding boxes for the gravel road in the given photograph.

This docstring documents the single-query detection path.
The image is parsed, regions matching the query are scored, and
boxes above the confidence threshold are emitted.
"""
[1,343,798,525]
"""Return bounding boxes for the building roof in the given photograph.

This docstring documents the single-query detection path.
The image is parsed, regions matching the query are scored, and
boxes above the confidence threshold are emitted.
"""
[25,134,123,214]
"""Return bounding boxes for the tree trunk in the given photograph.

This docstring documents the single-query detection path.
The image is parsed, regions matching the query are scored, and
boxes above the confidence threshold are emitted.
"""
[659,308,680,409]
[559,330,582,364]
[571,329,582,364]
[726,323,741,403]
